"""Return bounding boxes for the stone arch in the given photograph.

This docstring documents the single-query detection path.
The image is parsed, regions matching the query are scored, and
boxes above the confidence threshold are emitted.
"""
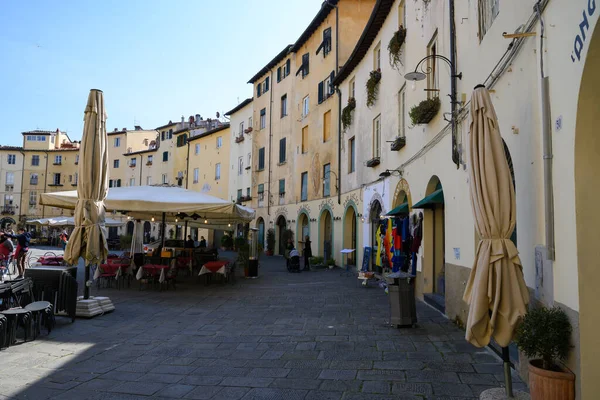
[392,178,412,208]
[318,206,334,261]
[574,19,600,398]
[343,201,358,265]
[296,210,310,249]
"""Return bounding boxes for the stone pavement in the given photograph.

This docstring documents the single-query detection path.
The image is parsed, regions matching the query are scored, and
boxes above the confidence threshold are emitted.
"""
[0,253,527,399]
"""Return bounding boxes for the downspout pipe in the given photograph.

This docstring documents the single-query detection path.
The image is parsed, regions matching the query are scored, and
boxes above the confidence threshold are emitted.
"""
[42,151,49,218]
[537,2,555,260]
[449,0,460,167]
[19,150,25,225]
[267,69,274,216]
[336,88,342,205]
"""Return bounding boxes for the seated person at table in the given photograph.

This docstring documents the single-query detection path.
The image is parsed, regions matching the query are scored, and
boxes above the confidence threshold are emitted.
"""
[185,235,195,249]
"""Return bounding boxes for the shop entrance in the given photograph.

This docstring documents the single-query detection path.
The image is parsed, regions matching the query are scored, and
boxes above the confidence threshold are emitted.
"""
[343,207,357,265]
[319,209,333,261]
[369,200,382,273]
[275,216,286,255]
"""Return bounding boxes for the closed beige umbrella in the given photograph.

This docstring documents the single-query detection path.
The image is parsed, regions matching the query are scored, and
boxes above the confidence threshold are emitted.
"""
[64,89,109,299]
[463,86,529,348]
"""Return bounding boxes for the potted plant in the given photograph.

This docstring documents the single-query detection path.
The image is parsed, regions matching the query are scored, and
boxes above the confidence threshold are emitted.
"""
[309,256,324,268]
[409,97,441,125]
[366,69,382,107]
[390,136,406,151]
[387,26,407,70]
[342,97,356,131]
[515,306,575,400]
[326,258,336,269]
[220,234,234,250]
[266,229,276,256]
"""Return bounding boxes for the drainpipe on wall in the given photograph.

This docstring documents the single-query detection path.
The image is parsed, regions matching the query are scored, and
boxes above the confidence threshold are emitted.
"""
[267,69,274,217]
[449,0,460,168]
[536,2,555,260]
[336,88,342,205]
[18,150,25,224]
[42,151,49,218]
[186,140,190,189]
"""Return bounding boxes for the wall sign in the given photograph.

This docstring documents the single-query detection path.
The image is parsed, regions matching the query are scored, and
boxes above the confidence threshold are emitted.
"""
[453,247,461,260]
[571,0,597,62]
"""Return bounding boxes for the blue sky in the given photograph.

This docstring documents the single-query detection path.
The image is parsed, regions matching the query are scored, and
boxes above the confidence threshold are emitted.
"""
[0,0,322,146]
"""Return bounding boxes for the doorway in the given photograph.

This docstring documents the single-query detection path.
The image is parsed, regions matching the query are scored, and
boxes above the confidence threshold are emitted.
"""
[343,206,357,265]
[319,209,333,260]
[276,216,286,255]
[369,200,382,272]
[257,217,265,248]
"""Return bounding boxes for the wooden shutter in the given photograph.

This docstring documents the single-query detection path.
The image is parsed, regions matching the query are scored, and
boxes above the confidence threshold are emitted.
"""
[318,81,324,104]
[329,71,335,95]
[277,67,281,82]
[265,77,269,91]
[279,138,286,163]
[257,84,262,97]
[303,53,309,76]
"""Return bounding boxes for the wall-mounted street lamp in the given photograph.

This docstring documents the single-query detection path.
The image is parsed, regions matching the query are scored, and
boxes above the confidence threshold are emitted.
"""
[378,168,403,178]
[404,54,462,167]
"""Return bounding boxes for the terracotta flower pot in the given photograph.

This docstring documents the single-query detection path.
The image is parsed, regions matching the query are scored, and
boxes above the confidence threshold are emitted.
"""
[244,266,249,277]
[528,360,575,400]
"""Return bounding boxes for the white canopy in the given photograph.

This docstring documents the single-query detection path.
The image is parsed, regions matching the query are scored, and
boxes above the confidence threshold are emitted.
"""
[40,185,255,224]
[27,217,125,227]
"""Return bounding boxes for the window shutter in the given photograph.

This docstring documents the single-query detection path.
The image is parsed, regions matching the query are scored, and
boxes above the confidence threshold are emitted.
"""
[318,82,324,104]
[279,138,286,163]
[279,179,285,194]
[329,70,335,95]
[304,54,309,76]
[265,77,269,91]
[277,67,281,82]
[286,59,291,76]
[161,132,165,141]
[257,84,262,98]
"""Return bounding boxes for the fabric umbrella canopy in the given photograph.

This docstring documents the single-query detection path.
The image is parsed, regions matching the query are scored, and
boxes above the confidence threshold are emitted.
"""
[27,217,123,227]
[63,89,109,292]
[463,86,529,348]
[41,185,255,223]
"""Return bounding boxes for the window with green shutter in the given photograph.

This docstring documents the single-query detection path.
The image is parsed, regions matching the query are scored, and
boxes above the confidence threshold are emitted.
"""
[279,138,286,164]
[258,147,265,170]
[279,179,285,195]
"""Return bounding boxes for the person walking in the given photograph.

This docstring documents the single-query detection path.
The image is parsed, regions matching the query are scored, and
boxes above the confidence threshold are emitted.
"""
[1,227,31,279]
[285,238,294,268]
[303,235,312,271]
[59,232,69,251]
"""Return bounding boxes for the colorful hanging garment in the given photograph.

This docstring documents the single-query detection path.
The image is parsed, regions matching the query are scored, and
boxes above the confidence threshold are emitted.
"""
[391,218,403,272]
[375,225,382,267]
[385,218,393,269]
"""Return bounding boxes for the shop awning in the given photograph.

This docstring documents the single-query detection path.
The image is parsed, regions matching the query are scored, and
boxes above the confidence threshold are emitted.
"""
[386,202,409,216]
[412,189,444,209]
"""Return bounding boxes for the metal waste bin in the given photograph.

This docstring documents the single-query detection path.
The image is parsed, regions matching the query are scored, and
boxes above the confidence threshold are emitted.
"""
[386,272,417,327]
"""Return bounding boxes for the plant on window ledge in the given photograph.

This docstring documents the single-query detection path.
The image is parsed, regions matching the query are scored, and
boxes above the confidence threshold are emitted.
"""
[390,136,406,151]
[387,26,407,70]
[244,127,253,134]
[366,69,382,108]
[366,157,380,168]
[409,97,441,125]
[341,97,356,131]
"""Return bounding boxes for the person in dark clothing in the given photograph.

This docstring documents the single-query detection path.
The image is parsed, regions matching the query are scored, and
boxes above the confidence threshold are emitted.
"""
[199,236,207,248]
[1,228,30,278]
[185,235,195,249]
[303,235,312,271]
[285,238,294,268]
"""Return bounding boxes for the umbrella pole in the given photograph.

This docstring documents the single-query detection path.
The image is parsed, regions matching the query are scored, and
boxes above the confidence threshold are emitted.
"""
[502,346,514,398]
[161,212,166,247]
[84,262,91,299]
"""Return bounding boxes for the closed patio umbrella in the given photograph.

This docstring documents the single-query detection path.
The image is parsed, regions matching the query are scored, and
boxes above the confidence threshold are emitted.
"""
[463,85,529,397]
[63,89,109,299]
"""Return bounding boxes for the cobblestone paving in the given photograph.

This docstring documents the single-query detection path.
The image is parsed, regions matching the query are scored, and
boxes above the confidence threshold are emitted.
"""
[0,254,526,399]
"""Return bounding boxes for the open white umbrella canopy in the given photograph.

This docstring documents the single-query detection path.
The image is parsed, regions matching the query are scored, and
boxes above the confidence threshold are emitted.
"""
[463,86,529,348]
[27,216,124,227]
[41,185,255,224]
[63,89,109,267]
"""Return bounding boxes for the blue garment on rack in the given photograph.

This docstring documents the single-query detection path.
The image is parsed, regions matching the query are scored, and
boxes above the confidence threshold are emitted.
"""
[411,252,417,275]
[402,217,410,240]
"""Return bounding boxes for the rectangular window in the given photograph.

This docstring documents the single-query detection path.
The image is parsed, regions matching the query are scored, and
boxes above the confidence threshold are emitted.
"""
[75,154,79,164]
[162,174,167,184]
[249,116,253,129]
[247,187,250,197]
[116,179,122,187]
[279,179,285,195]
[29,191,37,206]
[113,159,120,168]
[30,173,38,185]
[323,164,331,197]
[260,108,266,129]
[238,156,243,175]
[247,152,251,167]
[5,172,14,185]
[216,136,222,148]
[281,94,287,118]
[239,121,244,135]
[302,96,309,117]
[322,27,332,56]
[146,176,152,185]
[258,184,265,203]
[195,143,200,155]
[31,155,39,166]
[53,173,61,185]
[7,154,15,165]
[297,53,309,78]
[54,155,62,165]
[168,129,173,139]
[114,137,121,147]
[374,42,381,71]
[257,83,262,98]
[399,85,406,138]
[373,115,381,159]
[349,78,356,99]
[279,138,286,164]
[349,137,356,173]
[237,189,243,200]
[258,147,265,170]
[130,158,136,167]
[427,33,439,99]
[302,126,309,154]
[176,134,188,147]
[478,0,500,40]
[74,173,78,185]
[129,178,135,186]
[277,67,282,83]
[323,110,331,142]
[215,163,221,180]
[147,155,153,164]
[301,172,308,201]
[319,71,335,104]
[163,151,168,162]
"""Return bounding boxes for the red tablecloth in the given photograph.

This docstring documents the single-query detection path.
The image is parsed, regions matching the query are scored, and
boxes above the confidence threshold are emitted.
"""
[99,263,129,275]
[202,261,230,273]
[38,256,63,265]
[143,264,169,274]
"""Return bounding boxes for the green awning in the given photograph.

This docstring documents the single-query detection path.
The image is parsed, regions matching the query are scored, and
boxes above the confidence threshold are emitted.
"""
[386,202,409,216]
[412,189,444,209]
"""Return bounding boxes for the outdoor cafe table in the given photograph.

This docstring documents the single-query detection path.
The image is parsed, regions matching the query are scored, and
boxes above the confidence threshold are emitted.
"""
[36,256,64,266]
[136,264,169,283]
[198,260,231,284]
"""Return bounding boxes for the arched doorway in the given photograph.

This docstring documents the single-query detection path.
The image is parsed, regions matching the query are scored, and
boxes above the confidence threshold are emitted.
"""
[297,212,309,249]
[343,206,357,265]
[319,209,333,260]
[416,176,445,311]
[275,215,286,255]
[126,221,134,236]
[0,217,16,231]
[574,21,600,398]
[369,200,382,272]
[256,217,265,248]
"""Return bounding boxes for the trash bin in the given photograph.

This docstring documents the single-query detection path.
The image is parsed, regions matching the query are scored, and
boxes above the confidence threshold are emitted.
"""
[386,271,417,327]
[248,259,258,277]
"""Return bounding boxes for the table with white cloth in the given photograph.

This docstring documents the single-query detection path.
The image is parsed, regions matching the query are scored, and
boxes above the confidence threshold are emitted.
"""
[198,260,232,284]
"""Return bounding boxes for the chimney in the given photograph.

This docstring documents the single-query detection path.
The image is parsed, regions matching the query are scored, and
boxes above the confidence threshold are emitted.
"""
[195,114,201,124]
[135,125,142,130]
[181,115,184,123]
[114,128,118,132]
[122,128,127,131]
